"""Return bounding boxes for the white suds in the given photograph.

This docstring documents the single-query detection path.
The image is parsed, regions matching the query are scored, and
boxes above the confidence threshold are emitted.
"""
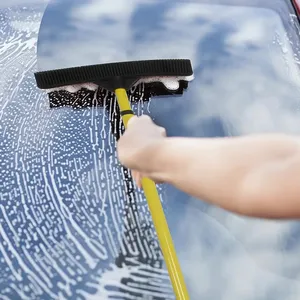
[46,83,99,93]
[136,75,195,90]
[46,75,194,93]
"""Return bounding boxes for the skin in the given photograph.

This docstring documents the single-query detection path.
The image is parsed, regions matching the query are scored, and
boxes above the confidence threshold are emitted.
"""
[117,115,300,219]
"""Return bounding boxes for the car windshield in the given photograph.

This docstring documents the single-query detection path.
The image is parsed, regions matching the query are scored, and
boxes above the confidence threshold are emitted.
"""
[1,0,300,299]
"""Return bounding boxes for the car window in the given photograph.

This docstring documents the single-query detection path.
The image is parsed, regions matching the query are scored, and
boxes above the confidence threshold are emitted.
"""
[1,0,300,299]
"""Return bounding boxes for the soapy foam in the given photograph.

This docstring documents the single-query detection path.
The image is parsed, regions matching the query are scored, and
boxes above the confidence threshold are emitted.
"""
[46,75,194,93]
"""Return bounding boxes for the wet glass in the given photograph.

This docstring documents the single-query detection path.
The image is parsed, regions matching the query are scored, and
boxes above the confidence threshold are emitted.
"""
[1,0,300,299]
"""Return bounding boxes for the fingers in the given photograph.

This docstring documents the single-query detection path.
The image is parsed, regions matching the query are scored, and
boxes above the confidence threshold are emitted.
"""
[127,116,138,127]
[131,170,143,188]
[131,170,165,187]
[128,115,166,136]
[127,115,153,128]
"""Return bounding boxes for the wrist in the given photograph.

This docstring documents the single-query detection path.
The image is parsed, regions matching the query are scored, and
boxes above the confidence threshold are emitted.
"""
[142,137,176,182]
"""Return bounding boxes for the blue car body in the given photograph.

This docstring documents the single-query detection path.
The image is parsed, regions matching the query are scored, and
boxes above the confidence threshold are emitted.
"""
[1,0,300,299]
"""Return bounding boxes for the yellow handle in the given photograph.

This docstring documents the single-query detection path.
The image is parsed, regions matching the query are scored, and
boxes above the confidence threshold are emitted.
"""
[115,88,189,300]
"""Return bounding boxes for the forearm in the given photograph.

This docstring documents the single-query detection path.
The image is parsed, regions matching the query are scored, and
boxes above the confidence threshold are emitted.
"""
[146,134,300,217]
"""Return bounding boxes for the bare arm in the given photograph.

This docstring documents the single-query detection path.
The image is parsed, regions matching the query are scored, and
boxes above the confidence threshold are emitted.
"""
[117,116,300,219]
[145,134,300,218]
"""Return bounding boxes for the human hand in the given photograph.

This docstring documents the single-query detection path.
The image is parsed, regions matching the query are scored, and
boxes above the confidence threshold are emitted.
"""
[117,115,167,187]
